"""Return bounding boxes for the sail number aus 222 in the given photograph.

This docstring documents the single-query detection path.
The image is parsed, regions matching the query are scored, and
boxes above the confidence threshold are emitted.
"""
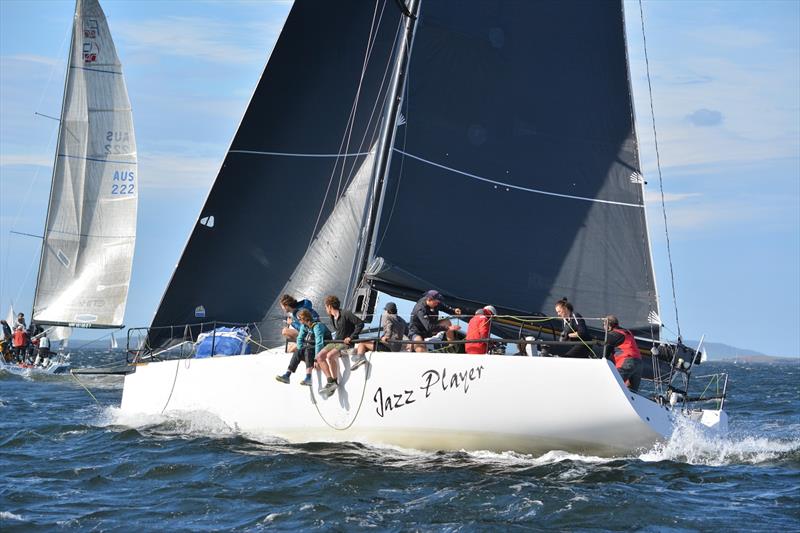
[110,170,135,195]
[372,365,484,418]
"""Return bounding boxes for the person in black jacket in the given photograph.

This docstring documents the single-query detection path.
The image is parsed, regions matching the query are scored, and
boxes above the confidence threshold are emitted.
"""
[409,290,462,353]
[316,295,364,397]
[555,298,595,358]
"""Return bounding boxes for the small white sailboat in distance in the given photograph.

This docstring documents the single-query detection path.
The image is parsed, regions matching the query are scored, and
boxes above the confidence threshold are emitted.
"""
[1,0,137,375]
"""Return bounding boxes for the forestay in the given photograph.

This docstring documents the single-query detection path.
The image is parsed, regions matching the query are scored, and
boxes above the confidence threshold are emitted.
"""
[33,0,137,327]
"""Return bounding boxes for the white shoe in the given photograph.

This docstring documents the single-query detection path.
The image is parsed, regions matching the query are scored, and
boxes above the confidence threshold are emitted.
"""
[351,355,368,371]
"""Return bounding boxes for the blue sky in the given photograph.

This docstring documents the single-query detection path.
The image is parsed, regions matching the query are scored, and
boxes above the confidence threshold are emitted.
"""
[0,1,798,356]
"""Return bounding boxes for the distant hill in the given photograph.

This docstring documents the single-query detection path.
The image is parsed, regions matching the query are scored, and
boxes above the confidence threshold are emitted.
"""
[685,340,767,360]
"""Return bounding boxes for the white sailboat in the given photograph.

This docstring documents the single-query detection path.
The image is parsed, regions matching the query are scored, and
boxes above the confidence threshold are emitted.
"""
[1,0,137,375]
[119,0,727,455]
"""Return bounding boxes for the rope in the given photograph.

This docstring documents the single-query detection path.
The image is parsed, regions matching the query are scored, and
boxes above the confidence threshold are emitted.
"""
[638,0,681,338]
[69,370,99,405]
[160,359,183,415]
[308,351,373,431]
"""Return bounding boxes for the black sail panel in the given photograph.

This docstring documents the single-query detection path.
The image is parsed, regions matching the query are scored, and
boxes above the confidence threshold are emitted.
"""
[369,0,659,336]
[150,1,402,345]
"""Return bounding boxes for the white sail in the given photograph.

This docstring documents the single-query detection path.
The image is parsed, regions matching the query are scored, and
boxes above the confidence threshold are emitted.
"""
[33,0,137,327]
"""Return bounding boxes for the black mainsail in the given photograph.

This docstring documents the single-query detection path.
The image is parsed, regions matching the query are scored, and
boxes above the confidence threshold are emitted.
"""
[151,0,659,346]
[365,0,659,336]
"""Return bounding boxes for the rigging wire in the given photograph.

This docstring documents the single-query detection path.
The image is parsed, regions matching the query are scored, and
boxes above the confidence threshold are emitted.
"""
[638,0,682,338]
[307,0,387,248]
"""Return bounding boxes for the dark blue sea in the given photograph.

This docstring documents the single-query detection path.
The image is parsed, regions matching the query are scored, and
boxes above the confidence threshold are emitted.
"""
[1,351,798,531]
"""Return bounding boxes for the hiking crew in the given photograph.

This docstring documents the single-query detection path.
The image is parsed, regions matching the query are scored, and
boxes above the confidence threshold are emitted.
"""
[279,294,320,351]
[275,308,331,387]
[316,295,365,397]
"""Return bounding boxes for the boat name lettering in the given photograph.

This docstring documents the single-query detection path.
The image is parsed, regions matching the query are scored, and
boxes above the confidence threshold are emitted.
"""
[372,365,484,418]
[372,387,415,418]
[421,365,484,398]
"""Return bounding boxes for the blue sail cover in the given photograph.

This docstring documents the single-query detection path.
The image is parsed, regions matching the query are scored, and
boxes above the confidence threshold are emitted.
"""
[195,327,251,358]
[367,0,659,337]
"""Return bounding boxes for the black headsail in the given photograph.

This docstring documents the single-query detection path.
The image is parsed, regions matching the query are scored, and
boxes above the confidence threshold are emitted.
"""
[149,1,403,346]
[363,0,660,337]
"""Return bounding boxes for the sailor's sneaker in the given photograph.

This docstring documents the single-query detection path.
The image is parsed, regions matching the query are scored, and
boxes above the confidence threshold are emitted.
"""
[275,372,290,384]
[351,355,368,371]
[320,381,338,398]
[300,375,313,387]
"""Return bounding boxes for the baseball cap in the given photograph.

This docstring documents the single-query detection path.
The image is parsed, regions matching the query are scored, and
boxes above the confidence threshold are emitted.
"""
[424,290,443,301]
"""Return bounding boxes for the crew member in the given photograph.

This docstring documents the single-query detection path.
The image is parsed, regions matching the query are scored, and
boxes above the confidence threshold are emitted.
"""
[465,305,496,354]
[555,298,594,358]
[409,290,461,353]
[603,314,643,392]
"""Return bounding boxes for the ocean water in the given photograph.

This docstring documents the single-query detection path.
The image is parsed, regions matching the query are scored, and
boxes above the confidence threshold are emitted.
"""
[1,351,798,531]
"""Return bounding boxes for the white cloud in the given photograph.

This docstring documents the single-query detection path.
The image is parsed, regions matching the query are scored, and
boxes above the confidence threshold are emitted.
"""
[114,16,282,65]
[0,153,51,167]
[138,152,219,190]
[688,25,772,49]
[1,54,61,67]
[645,192,701,204]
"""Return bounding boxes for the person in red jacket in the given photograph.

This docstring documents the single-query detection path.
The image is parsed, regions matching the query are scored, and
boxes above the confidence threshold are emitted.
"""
[602,315,642,391]
[11,326,29,363]
[465,305,496,354]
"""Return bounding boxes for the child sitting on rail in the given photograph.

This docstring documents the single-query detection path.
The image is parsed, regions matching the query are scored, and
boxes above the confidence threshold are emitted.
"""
[275,308,331,387]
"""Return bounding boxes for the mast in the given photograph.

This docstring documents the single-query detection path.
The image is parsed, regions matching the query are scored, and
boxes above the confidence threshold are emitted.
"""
[31,0,79,321]
[346,0,421,312]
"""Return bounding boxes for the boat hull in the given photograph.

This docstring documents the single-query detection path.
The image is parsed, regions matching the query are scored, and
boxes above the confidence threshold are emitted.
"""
[120,350,713,455]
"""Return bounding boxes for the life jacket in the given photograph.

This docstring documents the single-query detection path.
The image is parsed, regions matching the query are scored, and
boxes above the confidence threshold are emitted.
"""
[465,314,491,354]
[611,327,640,368]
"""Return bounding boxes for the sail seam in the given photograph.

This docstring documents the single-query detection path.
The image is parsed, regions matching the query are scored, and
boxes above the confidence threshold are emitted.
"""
[69,66,122,75]
[58,154,135,164]
[228,149,371,159]
[393,149,644,208]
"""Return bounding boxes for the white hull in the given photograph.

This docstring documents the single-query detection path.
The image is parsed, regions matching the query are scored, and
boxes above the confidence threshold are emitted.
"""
[120,350,726,455]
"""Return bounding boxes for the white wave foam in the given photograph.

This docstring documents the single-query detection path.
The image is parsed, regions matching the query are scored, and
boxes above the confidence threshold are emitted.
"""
[1,511,24,521]
[640,416,800,465]
[97,406,236,438]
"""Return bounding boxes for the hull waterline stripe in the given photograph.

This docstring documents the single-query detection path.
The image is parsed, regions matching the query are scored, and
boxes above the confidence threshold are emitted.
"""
[229,149,373,158]
[394,148,644,208]
[58,154,136,165]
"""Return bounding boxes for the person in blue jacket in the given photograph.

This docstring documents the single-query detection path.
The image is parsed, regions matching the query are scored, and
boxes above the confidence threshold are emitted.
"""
[275,308,331,386]
[279,293,320,351]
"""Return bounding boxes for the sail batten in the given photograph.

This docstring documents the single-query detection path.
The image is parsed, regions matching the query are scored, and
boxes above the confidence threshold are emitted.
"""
[32,0,137,328]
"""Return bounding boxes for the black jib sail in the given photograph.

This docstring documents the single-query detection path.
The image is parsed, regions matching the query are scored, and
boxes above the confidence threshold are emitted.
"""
[365,0,659,337]
[149,1,403,345]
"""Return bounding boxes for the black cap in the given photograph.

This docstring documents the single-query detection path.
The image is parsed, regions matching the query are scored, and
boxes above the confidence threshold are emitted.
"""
[384,302,397,314]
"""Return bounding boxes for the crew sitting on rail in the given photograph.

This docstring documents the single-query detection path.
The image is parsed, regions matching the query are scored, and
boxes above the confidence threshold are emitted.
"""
[279,294,320,352]
[465,305,496,354]
[354,301,408,360]
[275,308,331,387]
[316,295,365,397]
[603,314,643,392]
[555,297,595,358]
[409,290,461,353]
